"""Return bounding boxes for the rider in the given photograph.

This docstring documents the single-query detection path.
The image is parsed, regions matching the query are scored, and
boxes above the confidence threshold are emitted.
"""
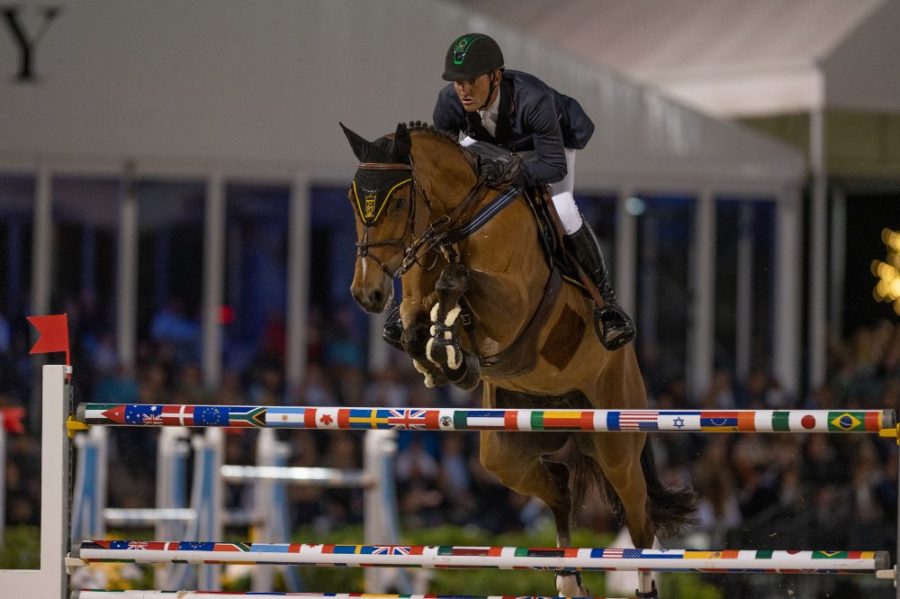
[384,33,635,352]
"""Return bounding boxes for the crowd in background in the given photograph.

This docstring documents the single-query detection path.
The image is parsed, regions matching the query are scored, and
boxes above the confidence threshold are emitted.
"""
[1,293,898,572]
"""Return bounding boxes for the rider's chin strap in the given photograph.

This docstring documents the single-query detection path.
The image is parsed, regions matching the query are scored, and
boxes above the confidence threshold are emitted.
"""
[477,72,499,112]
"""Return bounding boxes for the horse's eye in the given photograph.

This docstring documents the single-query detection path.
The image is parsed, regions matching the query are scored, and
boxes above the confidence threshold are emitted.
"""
[391,196,407,212]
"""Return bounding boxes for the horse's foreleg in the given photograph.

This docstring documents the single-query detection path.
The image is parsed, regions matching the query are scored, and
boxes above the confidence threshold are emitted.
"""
[402,309,448,388]
[426,264,481,389]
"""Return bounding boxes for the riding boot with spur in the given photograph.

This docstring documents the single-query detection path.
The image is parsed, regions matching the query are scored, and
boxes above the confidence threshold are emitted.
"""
[382,304,405,351]
[566,221,636,351]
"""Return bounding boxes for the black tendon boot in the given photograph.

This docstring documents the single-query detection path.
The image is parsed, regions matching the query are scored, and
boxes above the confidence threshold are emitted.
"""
[381,304,404,351]
[566,221,636,350]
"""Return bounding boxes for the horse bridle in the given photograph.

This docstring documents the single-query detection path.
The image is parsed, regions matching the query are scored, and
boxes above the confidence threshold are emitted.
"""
[352,161,420,279]
[353,149,491,279]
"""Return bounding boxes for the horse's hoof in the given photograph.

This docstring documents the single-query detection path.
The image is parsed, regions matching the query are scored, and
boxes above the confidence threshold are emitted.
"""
[634,579,659,598]
[412,359,448,388]
[427,303,462,369]
[555,571,587,597]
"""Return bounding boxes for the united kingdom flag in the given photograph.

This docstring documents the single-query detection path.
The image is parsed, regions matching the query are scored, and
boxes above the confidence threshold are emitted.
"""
[372,545,411,556]
[142,411,163,425]
[387,409,429,430]
[126,541,151,550]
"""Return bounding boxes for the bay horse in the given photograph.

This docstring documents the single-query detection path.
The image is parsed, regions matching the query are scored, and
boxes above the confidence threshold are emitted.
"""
[341,121,694,598]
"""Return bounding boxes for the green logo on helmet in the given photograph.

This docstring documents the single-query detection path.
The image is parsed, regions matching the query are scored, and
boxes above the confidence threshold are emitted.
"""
[452,34,482,66]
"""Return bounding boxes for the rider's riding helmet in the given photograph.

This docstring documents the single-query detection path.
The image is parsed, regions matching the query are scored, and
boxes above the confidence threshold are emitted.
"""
[442,33,504,81]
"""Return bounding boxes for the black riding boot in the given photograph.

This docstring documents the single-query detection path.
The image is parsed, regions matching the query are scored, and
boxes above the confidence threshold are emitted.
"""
[382,304,404,351]
[566,221,636,351]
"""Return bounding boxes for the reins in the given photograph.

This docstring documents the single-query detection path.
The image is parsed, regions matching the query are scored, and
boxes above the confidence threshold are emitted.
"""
[352,130,513,279]
[396,174,491,275]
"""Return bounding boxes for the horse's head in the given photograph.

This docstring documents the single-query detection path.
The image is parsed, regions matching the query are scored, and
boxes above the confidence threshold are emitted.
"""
[341,122,415,313]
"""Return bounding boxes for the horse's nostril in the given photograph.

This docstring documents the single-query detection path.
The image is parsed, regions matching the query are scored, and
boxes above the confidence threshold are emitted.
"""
[371,290,383,307]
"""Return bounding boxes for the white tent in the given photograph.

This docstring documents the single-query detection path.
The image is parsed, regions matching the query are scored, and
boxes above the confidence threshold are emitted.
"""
[452,0,900,393]
[0,0,805,393]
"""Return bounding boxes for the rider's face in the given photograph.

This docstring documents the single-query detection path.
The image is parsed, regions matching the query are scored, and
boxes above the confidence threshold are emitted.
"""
[453,71,499,112]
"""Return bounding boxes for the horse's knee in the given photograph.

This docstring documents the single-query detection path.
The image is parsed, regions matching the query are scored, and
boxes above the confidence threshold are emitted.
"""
[479,434,505,475]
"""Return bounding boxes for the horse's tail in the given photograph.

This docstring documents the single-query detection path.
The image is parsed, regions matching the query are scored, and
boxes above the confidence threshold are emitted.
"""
[639,441,698,538]
[573,440,697,539]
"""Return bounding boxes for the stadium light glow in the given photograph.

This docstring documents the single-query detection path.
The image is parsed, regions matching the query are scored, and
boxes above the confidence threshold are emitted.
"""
[872,228,900,315]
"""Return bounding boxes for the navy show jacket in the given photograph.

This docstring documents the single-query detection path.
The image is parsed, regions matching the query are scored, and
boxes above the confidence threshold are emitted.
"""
[433,69,595,187]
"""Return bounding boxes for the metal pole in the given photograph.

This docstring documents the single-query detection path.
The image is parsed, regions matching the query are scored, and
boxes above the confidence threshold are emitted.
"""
[202,172,225,390]
[615,187,637,317]
[809,108,828,390]
[735,202,754,381]
[688,189,715,399]
[116,163,138,371]
[773,188,802,397]
[286,174,311,395]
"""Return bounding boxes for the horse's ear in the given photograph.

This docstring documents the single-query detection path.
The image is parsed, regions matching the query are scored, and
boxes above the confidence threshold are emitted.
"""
[340,122,371,162]
[393,123,411,161]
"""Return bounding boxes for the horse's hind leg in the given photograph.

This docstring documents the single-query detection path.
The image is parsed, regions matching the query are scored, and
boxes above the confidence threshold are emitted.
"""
[577,432,660,597]
[480,429,589,597]
[541,438,593,596]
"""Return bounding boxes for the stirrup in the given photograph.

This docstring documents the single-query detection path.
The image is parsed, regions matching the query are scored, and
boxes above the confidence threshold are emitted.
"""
[594,306,635,351]
[381,306,404,351]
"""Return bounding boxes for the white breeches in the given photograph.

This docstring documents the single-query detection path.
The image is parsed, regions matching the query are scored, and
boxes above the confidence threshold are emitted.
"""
[550,148,581,234]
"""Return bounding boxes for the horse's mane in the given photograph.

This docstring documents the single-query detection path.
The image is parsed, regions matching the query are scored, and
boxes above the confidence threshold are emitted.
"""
[402,120,460,146]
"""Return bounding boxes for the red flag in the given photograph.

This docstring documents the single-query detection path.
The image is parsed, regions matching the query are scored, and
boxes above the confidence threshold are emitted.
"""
[0,407,25,434]
[26,313,70,366]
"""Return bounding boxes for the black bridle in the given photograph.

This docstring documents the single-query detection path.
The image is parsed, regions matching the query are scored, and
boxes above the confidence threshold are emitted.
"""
[351,161,419,279]
[351,147,493,280]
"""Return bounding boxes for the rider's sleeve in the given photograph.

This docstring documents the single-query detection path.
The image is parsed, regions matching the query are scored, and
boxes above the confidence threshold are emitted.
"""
[519,90,568,187]
[433,85,466,137]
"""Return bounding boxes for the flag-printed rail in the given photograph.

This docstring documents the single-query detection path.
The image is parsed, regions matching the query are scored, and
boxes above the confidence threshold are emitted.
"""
[76,404,896,434]
[70,541,890,575]
[75,593,619,599]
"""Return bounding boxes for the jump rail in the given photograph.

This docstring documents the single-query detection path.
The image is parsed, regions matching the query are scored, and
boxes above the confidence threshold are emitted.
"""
[74,593,617,599]
[76,404,897,434]
[4,367,898,599]
[68,541,889,575]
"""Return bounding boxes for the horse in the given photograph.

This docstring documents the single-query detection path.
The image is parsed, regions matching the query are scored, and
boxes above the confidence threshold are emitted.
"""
[340,121,695,598]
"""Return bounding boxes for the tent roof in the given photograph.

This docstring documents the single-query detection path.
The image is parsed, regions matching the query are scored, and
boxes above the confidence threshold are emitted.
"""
[449,0,899,116]
[0,0,803,191]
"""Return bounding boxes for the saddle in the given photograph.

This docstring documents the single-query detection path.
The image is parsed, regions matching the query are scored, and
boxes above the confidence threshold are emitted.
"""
[464,142,580,284]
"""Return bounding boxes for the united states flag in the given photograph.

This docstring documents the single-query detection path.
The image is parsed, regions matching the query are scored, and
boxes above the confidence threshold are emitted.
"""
[618,411,659,431]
